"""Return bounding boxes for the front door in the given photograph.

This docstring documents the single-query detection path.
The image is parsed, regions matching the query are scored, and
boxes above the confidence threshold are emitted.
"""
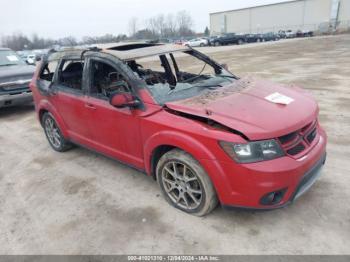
[84,57,144,169]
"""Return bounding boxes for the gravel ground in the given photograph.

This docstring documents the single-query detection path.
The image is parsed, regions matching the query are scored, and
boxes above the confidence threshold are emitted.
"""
[0,34,349,255]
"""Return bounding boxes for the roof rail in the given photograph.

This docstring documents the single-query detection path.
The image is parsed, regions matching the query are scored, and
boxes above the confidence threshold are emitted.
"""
[81,46,102,60]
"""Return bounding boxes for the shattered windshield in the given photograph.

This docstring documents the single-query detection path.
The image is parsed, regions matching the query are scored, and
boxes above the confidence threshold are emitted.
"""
[0,50,25,66]
[126,50,236,104]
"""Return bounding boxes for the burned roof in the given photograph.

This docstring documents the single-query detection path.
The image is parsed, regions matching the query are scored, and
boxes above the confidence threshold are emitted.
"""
[103,44,190,61]
[47,42,191,61]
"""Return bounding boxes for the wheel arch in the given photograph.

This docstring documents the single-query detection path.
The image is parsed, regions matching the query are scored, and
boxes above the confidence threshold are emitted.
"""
[37,101,69,138]
[150,145,177,180]
[144,131,217,179]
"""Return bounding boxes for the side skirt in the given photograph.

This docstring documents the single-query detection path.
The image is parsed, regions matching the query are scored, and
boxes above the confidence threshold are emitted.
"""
[69,139,148,176]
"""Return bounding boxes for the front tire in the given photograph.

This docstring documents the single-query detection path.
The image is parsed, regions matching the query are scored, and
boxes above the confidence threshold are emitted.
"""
[214,41,220,46]
[42,112,72,152]
[156,149,218,216]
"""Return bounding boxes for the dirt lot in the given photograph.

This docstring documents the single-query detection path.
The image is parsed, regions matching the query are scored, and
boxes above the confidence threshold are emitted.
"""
[0,35,349,255]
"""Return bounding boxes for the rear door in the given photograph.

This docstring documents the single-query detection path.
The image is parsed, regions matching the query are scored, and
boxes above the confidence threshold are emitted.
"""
[50,57,91,143]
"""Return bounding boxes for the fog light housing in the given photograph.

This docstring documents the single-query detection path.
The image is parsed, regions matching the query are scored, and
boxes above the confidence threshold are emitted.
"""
[260,188,287,205]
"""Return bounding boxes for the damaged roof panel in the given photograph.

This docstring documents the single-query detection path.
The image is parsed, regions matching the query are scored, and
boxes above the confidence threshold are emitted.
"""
[102,43,191,61]
[47,42,191,62]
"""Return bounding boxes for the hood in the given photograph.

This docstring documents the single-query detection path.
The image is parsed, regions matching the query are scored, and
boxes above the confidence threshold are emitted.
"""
[165,78,318,140]
[0,64,35,83]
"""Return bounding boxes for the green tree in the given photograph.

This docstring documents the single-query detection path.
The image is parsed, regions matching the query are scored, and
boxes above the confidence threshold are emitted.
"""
[204,26,210,36]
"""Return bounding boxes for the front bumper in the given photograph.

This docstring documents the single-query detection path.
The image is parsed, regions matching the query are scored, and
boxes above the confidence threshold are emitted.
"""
[201,127,327,209]
[223,152,326,211]
[0,91,33,108]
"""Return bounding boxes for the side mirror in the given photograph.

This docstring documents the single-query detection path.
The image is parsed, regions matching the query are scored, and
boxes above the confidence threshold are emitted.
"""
[221,63,229,71]
[110,92,140,108]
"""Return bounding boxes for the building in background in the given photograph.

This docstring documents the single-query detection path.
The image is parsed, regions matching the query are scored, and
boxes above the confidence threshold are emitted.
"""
[210,0,350,35]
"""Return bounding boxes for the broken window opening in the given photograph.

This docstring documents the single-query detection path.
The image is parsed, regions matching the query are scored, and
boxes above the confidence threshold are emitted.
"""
[39,60,58,82]
[126,51,235,104]
[90,60,130,99]
[57,59,84,90]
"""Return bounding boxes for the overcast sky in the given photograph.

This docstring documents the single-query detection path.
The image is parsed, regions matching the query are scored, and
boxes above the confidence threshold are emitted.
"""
[0,0,291,39]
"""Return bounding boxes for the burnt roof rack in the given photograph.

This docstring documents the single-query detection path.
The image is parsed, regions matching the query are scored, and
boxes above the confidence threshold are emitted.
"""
[80,46,102,59]
[47,46,101,54]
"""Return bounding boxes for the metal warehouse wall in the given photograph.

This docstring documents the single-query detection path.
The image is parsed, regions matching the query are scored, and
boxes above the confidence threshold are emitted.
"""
[210,0,348,35]
[338,0,350,21]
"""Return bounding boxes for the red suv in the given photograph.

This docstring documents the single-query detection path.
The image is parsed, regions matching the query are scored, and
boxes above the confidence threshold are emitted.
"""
[30,43,327,216]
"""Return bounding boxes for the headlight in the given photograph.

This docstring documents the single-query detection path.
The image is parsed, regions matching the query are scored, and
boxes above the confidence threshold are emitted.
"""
[219,139,284,163]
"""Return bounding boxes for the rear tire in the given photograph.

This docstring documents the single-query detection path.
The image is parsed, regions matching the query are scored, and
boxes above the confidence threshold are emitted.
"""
[200,43,204,47]
[42,112,72,152]
[156,149,218,216]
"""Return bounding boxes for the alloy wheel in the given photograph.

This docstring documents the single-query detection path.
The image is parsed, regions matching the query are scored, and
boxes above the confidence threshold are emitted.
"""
[44,117,62,149]
[161,161,203,210]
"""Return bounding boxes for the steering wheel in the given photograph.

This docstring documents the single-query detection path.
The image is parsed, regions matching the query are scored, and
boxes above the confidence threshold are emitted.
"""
[143,69,163,84]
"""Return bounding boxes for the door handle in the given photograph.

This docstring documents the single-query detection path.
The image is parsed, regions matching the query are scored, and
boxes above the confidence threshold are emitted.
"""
[85,103,96,110]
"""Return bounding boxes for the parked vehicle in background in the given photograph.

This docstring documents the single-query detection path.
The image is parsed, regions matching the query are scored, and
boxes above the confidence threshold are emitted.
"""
[210,33,246,46]
[296,30,314,37]
[17,51,29,62]
[285,30,296,38]
[31,43,327,216]
[0,48,35,108]
[183,38,208,47]
[244,34,264,43]
[175,39,185,45]
[278,30,287,39]
[158,38,171,43]
[261,32,280,41]
[207,36,219,46]
[26,54,36,65]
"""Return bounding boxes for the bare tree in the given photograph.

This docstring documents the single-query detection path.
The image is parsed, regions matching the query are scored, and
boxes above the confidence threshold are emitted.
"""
[57,36,77,46]
[147,17,158,37]
[134,29,156,40]
[1,33,31,51]
[155,14,166,37]
[137,11,194,39]
[177,10,194,36]
[165,13,177,37]
[128,17,138,38]
[1,32,129,50]
[30,33,55,49]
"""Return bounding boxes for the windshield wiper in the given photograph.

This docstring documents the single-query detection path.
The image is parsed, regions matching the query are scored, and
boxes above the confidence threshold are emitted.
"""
[182,74,207,84]
[220,74,236,79]
[0,63,17,66]
[193,84,222,89]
